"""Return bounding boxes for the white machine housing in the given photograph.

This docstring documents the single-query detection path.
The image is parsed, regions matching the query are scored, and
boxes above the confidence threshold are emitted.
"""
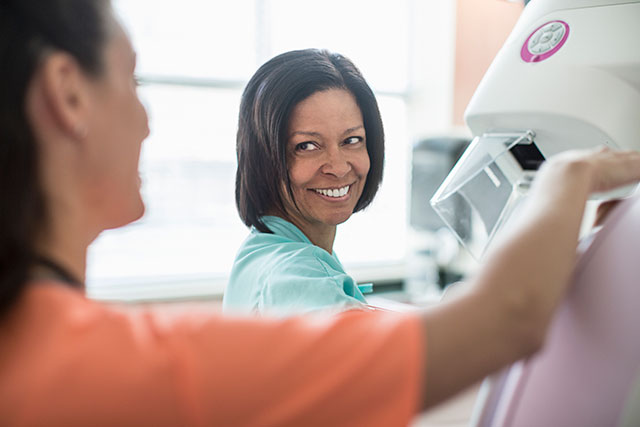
[431,0,640,258]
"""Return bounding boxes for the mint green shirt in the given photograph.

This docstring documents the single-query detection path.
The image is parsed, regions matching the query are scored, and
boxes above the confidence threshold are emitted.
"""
[223,216,368,316]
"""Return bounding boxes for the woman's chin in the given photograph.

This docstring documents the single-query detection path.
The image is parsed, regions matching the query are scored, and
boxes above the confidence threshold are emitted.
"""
[131,200,146,222]
[129,198,146,223]
[105,199,145,230]
[324,212,354,226]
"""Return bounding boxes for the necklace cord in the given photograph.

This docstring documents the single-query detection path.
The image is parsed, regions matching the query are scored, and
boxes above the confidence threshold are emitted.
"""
[33,255,83,288]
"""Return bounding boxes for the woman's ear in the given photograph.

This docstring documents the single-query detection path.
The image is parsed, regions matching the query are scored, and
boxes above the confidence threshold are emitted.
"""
[38,52,92,140]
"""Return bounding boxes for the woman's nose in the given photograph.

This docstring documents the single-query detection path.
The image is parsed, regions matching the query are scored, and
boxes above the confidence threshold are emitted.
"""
[321,148,351,177]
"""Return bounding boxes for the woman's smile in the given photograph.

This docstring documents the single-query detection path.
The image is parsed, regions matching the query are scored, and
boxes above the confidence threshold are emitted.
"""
[311,184,352,200]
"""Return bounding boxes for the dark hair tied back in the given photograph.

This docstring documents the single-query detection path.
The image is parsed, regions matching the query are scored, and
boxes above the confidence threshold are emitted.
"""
[0,0,109,315]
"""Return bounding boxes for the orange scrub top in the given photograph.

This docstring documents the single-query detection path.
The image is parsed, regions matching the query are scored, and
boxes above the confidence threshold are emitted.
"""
[0,281,423,426]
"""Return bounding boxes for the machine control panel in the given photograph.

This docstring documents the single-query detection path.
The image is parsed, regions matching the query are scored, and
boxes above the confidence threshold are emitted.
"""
[521,20,569,63]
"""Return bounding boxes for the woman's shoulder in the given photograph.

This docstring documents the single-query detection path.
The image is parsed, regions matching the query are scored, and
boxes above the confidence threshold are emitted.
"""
[225,216,360,315]
[224,219,320,312]
[233,234,337,285]
[227,242,359,314]
[253,246,365,315]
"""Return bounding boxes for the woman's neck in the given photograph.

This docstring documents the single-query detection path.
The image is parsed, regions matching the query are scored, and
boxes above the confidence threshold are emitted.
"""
[34,202,98,287]
[266,207,338,254]
[284,216,337,255]
[35,236,88,287]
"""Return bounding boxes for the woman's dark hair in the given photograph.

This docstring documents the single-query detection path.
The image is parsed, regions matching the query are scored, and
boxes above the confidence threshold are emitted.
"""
[236,49,385,233]
[0,0,110,315]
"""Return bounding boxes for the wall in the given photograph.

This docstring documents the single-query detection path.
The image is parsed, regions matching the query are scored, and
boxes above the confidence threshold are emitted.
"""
[453,0,523,126]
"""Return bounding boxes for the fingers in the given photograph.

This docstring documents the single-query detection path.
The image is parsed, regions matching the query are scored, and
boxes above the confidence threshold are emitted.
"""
[543,148,640,194]
[588,149,640,193]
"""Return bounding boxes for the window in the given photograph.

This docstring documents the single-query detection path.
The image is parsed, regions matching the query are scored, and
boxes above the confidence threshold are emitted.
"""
[87,0,442,301]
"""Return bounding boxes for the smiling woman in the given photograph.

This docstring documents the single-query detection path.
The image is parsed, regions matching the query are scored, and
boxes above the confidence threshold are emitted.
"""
[284,89,371,253]
[224,49,384,316]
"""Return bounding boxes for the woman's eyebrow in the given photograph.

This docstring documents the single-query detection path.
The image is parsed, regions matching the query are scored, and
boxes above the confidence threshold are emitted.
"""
[342,125,364,136]
[290,130,322,138]
[290,125,364,139]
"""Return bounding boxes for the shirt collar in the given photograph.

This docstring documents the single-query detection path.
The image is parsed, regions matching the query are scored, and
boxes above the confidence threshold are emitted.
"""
[258,216,312,245]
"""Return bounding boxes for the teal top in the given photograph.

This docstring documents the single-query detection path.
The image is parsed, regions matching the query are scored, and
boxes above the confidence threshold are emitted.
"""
[223,216,368,316]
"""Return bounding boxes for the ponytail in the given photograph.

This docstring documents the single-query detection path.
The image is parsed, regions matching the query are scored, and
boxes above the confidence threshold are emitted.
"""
[0,0,109,315]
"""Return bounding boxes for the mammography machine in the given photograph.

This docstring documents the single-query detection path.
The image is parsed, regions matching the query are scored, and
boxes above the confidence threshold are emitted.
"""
[431,0,640,258]
[430,0,640,425]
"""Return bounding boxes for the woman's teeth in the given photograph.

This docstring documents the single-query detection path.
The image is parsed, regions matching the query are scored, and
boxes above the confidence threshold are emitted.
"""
[315,185,350,198]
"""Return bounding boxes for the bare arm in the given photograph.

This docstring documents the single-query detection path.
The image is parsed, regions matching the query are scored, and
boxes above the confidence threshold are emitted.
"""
[418,148,640,409]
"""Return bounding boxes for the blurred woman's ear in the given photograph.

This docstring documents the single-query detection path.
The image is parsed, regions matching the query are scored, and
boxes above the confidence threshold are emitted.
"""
[30,52,92,142]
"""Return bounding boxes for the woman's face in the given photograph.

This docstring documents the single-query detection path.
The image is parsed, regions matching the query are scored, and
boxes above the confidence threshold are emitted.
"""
[83,20,149,230]
[283,88,370,233]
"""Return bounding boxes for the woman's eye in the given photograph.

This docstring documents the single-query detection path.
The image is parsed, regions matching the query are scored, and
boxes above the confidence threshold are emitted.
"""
[295,142,317,151]
[344,136,363,145]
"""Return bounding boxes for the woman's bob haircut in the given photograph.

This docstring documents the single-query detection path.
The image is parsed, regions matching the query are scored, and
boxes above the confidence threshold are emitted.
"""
[235,48,385,233]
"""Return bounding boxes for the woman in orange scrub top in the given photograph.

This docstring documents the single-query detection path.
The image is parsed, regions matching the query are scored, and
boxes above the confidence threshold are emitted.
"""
[1,0,640,425]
